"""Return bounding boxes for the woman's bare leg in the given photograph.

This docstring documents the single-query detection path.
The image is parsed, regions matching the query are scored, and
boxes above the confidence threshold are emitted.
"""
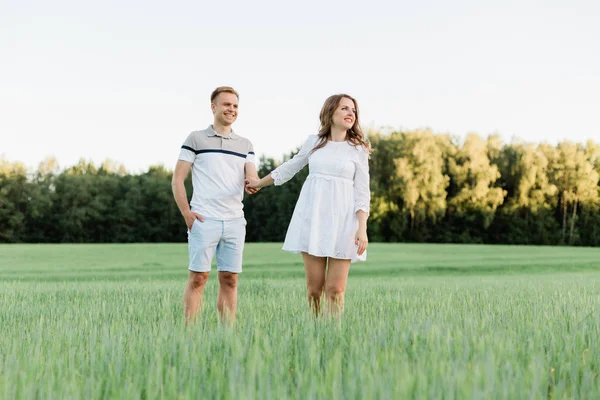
[302,252,327,316]
[324,257,351,317]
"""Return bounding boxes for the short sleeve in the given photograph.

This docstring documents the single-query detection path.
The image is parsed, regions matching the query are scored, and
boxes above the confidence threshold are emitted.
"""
[245,141,256,164]
[178,133,196,163]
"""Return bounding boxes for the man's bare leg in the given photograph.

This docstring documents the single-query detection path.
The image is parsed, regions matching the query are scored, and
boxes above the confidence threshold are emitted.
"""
[217,271,238,325]
[183,270,209,324]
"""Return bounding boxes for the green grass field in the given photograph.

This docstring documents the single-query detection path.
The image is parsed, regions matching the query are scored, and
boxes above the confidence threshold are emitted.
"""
[1,243,600,399]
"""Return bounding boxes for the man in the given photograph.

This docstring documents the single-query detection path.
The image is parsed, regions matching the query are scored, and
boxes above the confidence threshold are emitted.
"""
[172,86,259,325]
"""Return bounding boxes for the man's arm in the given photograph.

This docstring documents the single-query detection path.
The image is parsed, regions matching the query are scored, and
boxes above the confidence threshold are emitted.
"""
[245,173,274,189]
[172,160,204,228]
[244,162,261,195]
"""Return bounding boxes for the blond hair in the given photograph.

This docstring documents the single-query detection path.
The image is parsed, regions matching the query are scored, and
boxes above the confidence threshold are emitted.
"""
[210,86,239,103]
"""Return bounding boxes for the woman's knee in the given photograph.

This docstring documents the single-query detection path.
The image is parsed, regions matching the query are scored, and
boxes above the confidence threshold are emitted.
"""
[307,286,323,300]
[325,284,345,300]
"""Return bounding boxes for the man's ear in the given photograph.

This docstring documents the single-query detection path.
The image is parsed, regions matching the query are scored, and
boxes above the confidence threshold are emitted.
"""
[211,103,216,114]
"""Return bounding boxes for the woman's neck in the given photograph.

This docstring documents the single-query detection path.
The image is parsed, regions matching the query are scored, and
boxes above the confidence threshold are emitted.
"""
[330,127,347,142]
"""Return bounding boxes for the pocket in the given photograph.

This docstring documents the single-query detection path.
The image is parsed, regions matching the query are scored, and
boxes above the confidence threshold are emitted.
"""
[189,219,198,234]
[232,218,246,238]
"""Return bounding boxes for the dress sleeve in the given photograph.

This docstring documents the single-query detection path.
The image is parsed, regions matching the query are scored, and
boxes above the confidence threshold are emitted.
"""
[271,135,317,186]
[353,145,371,214]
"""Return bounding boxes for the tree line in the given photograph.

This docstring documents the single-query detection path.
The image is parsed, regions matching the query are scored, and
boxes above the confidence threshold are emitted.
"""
[1,130,599,245]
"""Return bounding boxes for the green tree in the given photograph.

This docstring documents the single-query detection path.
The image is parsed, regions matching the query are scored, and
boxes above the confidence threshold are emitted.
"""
[541,141,599,244]
[0,159,29,242]
[367,132,407,241]
[393,130,449,239]
[446,133,506,241]
[491,143,559,244]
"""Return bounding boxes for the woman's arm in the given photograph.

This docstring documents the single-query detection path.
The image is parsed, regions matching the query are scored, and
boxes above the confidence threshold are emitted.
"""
[354,146,371,255]
[246,173,275,189]
[246,135,316,189]
[264,135,317,186]
[356,210,369,255]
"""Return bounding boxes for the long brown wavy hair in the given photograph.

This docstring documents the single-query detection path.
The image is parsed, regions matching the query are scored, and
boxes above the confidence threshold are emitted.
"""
[311,94,370,153]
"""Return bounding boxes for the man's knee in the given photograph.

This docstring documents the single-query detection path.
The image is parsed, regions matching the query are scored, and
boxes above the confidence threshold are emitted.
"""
[188,271,209,290]
[218,272,238,290]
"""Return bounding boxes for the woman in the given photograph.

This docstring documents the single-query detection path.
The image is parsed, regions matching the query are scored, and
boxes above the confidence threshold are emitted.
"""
[245,94,371,317]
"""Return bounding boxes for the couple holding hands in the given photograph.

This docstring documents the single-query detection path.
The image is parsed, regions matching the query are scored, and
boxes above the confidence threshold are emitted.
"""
[172,86,370,325]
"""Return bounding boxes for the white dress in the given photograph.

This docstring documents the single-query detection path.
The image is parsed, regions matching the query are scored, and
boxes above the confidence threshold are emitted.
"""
[271,135,371,262]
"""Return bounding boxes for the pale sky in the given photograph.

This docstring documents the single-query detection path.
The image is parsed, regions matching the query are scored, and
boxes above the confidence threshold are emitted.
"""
[1,0,599,173]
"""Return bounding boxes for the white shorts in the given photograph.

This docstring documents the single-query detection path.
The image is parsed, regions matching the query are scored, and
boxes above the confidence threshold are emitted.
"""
[187,218,246,273]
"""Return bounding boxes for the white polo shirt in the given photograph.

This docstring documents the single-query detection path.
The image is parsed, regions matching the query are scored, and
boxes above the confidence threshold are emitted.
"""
[178,125,256,220]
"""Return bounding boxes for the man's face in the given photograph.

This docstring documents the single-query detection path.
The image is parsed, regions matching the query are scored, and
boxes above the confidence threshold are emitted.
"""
[211,92,239,126]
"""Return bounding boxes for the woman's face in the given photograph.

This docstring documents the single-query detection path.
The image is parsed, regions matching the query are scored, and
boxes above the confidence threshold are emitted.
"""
[331,97,357,131]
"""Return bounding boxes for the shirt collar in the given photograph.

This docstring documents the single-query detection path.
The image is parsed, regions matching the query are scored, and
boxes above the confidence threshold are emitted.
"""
[206,125,239,140]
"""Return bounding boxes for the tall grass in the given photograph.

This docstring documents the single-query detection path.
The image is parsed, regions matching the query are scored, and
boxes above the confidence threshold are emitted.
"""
[1,244,599,398]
